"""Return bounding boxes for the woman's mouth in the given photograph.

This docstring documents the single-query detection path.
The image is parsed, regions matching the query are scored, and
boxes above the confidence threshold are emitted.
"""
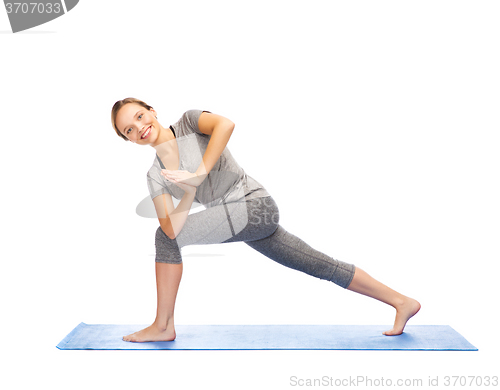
[141,126,152,140]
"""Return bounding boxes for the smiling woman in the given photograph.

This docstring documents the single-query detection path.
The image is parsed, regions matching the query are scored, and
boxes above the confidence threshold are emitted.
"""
[110,97,420,344]
[111,97,156,142]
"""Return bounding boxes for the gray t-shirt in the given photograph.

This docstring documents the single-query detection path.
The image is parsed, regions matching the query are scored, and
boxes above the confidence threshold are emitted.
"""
[147,109,270,208]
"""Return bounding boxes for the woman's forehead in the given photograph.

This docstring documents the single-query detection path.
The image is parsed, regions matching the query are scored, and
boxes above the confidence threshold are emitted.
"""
[119,103,143,117]
[116,103,143,127]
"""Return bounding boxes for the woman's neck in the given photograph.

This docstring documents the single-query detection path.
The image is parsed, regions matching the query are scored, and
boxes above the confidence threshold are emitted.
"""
[152,126,177,156]
[152,125,175,148]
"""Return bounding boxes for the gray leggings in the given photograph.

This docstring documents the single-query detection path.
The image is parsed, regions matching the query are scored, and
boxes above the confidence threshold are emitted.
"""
[155,196,355,289]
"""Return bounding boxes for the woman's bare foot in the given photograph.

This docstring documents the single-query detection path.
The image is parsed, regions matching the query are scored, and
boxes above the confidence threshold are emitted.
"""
[123,322,176,342]
[383,297,421,336]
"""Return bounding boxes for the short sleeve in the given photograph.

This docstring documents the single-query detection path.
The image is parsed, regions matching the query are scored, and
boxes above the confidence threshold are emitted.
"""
[181,109,212,136]
[147,169,171,200]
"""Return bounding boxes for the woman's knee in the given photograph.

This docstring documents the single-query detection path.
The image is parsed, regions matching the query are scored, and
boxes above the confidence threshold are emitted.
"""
[155,226,178,244]
[155,225,170,240]
[155,226,182,263]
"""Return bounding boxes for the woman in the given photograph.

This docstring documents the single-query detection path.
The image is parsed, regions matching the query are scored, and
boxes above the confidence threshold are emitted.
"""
[111,98,421,343]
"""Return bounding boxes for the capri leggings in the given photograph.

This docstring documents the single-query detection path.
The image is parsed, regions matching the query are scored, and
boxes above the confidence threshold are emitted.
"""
[155,195,356,289]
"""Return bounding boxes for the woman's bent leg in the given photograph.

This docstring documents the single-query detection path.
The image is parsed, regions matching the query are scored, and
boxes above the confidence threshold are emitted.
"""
[123,262,182,342]
[124,198,268,342]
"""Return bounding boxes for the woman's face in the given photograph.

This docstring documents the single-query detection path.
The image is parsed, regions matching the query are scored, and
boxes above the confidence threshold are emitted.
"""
[115,103,160,145]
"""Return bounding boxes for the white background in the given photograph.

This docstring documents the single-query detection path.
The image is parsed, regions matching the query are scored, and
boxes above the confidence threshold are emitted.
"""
[1,1,499,389]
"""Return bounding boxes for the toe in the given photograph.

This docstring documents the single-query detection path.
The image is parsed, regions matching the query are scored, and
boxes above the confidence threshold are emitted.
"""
[123,333,134,342]
[384,328,403,336]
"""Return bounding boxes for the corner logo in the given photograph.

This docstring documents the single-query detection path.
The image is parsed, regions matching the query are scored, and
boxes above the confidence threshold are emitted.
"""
[4,0,79,33]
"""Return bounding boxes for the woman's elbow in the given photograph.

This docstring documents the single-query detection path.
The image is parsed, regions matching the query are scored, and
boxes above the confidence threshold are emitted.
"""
[221,118,235,132]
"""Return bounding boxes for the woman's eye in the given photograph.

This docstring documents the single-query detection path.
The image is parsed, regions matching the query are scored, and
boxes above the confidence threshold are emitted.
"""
[125,114,142,135]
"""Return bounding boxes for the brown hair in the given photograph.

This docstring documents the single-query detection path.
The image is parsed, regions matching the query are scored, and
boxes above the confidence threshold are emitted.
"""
[111,97,154,141]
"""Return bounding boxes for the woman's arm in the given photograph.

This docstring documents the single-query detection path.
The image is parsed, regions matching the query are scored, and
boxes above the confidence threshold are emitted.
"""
[195,112,235,178]
[162,112,235,187]
[153,184,197,239]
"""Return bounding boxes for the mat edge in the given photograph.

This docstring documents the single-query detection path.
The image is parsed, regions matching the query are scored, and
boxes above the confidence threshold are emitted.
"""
[56,322,87,350]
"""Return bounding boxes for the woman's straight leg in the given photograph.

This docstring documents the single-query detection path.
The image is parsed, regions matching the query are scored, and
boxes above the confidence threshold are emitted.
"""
[346,267,421,335]
[244,224,356,288]
[245,215,420,335]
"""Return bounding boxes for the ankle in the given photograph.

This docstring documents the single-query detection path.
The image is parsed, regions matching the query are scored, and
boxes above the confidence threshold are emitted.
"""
[392,295,407,310]
[154,317,175,331]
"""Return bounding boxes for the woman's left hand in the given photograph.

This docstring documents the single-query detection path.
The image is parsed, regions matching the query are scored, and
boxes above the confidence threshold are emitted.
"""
[161,169,206,187]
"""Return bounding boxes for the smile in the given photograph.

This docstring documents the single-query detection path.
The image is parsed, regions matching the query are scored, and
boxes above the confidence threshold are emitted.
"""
[141,126,152,139]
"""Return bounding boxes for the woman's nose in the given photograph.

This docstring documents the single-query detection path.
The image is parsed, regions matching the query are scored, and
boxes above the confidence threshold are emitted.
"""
[133,126,142,141]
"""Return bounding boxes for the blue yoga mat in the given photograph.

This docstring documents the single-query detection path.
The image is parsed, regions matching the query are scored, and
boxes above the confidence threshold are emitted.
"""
[56,323,477,350]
